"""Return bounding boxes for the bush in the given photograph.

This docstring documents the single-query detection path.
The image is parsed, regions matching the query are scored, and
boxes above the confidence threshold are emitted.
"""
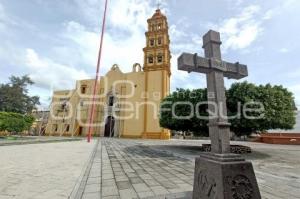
[0,112,35,134]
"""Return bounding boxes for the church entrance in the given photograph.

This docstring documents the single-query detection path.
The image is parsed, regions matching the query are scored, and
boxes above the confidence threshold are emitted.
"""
[104,116,115,137]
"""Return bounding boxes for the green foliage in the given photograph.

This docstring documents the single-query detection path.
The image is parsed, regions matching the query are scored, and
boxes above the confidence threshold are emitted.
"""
[227,82,296,136]
[160,88,209,136]
[227,82,261,136]
[0,112,35,133]
[160,82,296,137]
[0,75,40,114]
[23,115,35,131]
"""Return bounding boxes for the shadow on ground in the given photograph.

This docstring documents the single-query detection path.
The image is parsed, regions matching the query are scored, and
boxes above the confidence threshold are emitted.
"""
[139,144,272,161]
[123,144,191,162]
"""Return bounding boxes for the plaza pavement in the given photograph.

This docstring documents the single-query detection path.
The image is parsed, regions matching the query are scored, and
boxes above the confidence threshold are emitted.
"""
[0,140,96,199]
[0,138,299,199]
[0,136,82,146]
[74,138,300,199]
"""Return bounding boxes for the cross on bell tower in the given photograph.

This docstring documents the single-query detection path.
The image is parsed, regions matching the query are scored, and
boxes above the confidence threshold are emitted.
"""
[156,0,161,9]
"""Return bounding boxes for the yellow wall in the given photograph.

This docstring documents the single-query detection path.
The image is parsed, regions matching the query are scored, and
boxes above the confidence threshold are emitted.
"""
[45,9,171,139]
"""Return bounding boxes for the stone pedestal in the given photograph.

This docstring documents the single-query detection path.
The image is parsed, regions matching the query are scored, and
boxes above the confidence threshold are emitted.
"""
[193,153,261,199]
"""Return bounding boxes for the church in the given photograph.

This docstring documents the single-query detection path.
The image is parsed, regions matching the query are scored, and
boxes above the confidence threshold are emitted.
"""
[45,9,171,139]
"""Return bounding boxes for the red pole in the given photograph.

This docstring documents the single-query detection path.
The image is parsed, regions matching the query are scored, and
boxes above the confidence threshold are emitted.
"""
[87,0,109,142]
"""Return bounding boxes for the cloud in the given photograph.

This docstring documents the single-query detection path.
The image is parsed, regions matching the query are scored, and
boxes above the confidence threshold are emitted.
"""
[73,0,163,29]
[3,0,299,110]
[0,3,4,19]
[0,3,16,27]
[61,12,189,93]
[279,48,289,53]
[61,0,180,76]
[108,0,152,30]
[25,48,89,90]
[62,20,145,74]
[60,0,162,73]
[170,53,188,89]
[2,0,173,92]
[169,24,187,41]
[50,0,191,93]
[211,2,300,52]
[212,5,265,51]
[0,3,10,31]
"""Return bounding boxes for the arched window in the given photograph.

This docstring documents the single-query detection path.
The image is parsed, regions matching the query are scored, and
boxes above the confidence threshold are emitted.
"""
[157,54,163,63]
[150,39,155,46]
[158,37,162,45]
[81,85,87,94]
[148,55,154,64]
[65,124,70,132]
[133,63,142,72]
[152,25,155,31]
[158,24,162,30]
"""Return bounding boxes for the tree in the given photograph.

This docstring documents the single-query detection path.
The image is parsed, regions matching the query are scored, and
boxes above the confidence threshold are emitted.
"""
[227,82,296,136]
[160,82,296,137]
[160,88,209,137]
[0,75,40,114]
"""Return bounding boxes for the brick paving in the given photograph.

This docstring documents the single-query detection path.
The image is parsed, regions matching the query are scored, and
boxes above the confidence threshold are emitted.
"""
[77,139,193,199]
[75,138,300,199]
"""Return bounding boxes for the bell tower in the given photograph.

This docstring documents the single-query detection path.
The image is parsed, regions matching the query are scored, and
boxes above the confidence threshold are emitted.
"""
[143,9,171,75]
[142,9,171,139]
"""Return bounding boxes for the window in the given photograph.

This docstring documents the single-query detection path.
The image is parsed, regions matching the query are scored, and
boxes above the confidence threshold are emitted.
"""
[158,24,162,30]
[109,96,114,106]
[61,102,67,110]
[151,25,154,31]
[81,85,87,94]
[53,124,58,132]
[78,127,83,136]
[157,54,163,63]
[65,124,70,132]
[150,39,155,46]
[158,37,162,45]
[148,55,154,64]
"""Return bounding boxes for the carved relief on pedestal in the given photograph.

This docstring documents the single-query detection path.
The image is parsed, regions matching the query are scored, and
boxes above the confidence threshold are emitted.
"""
[196,170,217,198]
[230,175,253,199]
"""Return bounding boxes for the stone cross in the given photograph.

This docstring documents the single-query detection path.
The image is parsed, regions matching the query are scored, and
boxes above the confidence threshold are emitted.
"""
[178,30,248,154]
[156,0,161,9]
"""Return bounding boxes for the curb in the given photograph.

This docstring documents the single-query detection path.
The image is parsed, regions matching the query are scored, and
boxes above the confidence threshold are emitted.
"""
[69,139,100,199]
[0,138,83,147]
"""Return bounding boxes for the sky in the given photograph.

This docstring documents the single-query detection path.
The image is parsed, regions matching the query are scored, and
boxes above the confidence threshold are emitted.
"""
[0,0,300,109]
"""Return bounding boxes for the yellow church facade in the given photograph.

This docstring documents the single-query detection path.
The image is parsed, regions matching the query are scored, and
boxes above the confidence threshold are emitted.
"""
[45,9,171,139]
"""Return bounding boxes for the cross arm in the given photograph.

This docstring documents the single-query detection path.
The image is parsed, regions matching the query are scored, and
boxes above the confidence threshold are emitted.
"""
[222,61,248,79]
[178,53,210,74]
[178,53,248,79]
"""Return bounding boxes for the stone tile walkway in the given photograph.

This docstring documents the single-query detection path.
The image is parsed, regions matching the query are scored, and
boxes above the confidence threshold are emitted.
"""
[76,139,193,199]
[74,138,300,199]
